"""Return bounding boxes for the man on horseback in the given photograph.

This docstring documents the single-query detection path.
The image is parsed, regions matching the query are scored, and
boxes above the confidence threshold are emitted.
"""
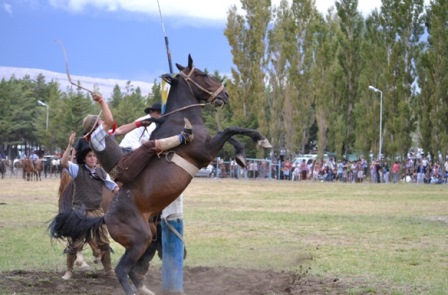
[60,132,119,280]
[30,150,39,168]
[83,93,193,186]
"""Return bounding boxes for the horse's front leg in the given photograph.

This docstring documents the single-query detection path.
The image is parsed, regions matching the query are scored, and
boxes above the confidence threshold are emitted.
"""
[211,127,272,149]
[226,137,247,168]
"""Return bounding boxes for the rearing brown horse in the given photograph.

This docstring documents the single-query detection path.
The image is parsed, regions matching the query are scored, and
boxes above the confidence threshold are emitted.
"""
[50,55,271,295]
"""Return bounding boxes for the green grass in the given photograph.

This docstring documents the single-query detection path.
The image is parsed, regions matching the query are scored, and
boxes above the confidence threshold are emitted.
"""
[0,178,447,294]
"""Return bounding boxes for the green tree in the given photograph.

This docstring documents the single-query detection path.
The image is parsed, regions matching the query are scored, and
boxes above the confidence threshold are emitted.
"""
[225,0,271,157]
[417,0,448,159]
[334,0,364,155]
[312,10,345,159]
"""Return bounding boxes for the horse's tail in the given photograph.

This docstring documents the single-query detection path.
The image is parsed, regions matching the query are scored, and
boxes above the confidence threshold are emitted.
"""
[49,209,105,243]
[59,180,74,213]
[58,170,71,196]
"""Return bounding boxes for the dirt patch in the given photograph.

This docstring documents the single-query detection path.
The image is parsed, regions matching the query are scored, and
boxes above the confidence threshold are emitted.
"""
[424,216,448,224]
[1,266,389,295]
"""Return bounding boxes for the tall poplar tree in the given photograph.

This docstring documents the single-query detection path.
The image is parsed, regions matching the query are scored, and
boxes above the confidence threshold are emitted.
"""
[267,0,296,153]
[417,0,448,160]
[312,10,345,159]
[378,0,424,159]
[356,11,386,159]
[225,0,271,136]
[334,0,364,155]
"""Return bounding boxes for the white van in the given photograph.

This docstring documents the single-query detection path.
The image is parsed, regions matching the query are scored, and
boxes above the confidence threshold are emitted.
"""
[292,154,317,167]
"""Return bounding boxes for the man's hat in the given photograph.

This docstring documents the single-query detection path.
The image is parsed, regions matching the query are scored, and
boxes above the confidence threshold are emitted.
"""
[144,102,162,114]
[83,115,99,133]
[75,137,92,165]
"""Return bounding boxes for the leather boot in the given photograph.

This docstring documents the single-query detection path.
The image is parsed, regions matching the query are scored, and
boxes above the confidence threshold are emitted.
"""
[155,118,194,151]
[101,250,116,278]
[62,253,77,280]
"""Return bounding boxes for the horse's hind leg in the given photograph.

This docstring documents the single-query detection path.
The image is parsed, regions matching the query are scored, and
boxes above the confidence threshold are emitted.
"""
[128,226,159,295]
[115,241,156,295]
[106,205,154,294]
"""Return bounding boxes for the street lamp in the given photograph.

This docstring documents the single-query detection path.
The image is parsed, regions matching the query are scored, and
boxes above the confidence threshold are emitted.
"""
[368,86,383,160]
[37,100,49,131]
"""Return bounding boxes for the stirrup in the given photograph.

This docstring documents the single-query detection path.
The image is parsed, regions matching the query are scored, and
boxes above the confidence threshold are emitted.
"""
[181,118,194,143]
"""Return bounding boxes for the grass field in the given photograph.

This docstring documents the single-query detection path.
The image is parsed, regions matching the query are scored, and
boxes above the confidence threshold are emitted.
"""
[0,178,447,294]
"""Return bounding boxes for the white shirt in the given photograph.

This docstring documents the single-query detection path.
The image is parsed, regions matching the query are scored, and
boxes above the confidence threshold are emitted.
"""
[119,114,156,151]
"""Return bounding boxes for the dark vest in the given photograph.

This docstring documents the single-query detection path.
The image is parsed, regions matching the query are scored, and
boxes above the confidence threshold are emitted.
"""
[73,165,106,210]
[91,135,123,173]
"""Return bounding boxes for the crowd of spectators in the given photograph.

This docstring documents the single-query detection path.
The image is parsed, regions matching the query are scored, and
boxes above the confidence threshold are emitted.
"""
[205,154,448,184]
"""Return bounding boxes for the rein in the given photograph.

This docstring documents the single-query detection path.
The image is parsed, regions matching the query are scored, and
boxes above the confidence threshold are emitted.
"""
[159,103,205,118]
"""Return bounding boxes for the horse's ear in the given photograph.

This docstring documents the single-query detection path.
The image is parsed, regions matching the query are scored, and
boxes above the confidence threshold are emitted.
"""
[176,63,184,71]
[188,54,193,68]
[161,73,174,84]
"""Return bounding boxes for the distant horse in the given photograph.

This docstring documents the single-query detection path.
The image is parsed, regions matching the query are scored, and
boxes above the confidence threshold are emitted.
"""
[51,158,62,178]
[0,159,8,179]
[34,158,43,181]
[22,158,37,181]
[50,55,271,295]
[12,159,22,177]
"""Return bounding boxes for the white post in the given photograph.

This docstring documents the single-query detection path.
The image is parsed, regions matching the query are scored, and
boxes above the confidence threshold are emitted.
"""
[368,86,383,160]
[37,100,49,131]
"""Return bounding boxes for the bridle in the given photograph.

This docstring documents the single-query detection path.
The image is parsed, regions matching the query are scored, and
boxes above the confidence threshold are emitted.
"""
[158,67,225,118]
[179,67,225,104]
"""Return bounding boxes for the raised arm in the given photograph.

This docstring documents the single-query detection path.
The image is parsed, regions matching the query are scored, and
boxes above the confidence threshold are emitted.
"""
[61,132,76,169]
[92,93,115,131]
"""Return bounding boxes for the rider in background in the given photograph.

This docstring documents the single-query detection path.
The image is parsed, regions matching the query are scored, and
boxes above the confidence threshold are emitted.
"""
[118,101,162,155]
[30,150,39,167]
[60,131,119,280]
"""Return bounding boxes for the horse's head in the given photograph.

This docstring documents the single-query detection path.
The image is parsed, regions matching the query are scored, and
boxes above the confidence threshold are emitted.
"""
[174,55,229,107]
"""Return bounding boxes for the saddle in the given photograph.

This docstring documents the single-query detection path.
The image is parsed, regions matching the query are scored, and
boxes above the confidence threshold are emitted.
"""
[114,141,158,185]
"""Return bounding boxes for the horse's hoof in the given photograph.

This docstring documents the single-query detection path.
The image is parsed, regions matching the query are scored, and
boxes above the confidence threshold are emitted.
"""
[61,271,73,280]
[137,285,155,295]
[79,262,91,271]
[258,138,272,148]
[104,269,117,279]
[235,154,246,168]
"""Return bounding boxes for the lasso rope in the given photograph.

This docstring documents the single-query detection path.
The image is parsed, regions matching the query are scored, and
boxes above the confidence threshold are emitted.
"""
[56,39,102,137]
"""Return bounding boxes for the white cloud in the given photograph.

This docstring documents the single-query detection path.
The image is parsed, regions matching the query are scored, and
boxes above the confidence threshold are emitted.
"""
[0,66,153,98]
[46,0,429,23]
[3,2,13,15]
[46,0,387,21]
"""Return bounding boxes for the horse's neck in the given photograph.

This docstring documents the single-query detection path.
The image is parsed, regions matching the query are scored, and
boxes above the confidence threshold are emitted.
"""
[165,82,203,123]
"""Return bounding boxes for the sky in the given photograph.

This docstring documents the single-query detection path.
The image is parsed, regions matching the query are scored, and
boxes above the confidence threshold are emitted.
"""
[0,0,385,85]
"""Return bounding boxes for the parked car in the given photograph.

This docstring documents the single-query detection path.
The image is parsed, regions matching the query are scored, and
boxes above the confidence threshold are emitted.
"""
[292,154,317,167]
[195,164,214,178]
